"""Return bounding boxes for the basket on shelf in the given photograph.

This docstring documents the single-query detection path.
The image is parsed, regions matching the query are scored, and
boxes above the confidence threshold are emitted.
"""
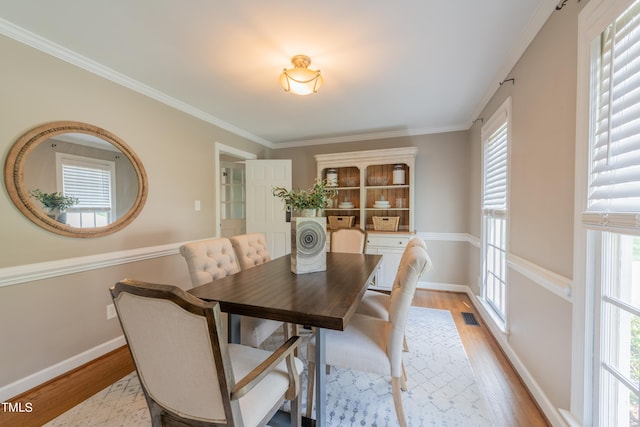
[372,216,399,231]
[328,216,355,229]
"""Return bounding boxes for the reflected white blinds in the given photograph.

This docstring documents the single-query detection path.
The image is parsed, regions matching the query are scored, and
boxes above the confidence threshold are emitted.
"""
[62,164,112,209]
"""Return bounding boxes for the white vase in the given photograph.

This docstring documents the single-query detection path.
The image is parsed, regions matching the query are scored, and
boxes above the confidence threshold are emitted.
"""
[300,208,317,217]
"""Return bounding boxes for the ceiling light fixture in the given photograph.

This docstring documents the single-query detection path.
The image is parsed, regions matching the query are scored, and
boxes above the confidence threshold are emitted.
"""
[279,55,323,95]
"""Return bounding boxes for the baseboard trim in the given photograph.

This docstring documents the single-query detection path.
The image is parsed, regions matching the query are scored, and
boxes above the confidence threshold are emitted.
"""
[418,281,468,293]
[0,335,125,401]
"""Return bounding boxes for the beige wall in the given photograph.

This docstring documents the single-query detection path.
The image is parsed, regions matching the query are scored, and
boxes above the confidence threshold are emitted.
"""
[0,35,268,387]
[272,132,470,233]
[272,132,471,287]
[468,1,584,411]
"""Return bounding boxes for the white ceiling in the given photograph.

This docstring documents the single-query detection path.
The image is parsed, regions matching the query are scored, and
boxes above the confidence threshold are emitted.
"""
[0,1,558,148]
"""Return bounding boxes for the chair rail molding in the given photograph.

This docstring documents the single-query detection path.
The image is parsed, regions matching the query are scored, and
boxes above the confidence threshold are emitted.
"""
[507,253,573,302]
[0,242,182,288]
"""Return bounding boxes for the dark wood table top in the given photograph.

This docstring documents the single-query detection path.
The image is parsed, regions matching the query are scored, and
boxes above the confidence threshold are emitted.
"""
[189,252,382,331]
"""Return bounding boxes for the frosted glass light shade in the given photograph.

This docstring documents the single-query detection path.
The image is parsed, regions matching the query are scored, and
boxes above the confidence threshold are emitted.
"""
[279,55,323,95]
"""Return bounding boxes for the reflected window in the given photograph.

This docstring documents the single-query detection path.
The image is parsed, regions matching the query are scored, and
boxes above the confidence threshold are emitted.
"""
[56,153,115,228]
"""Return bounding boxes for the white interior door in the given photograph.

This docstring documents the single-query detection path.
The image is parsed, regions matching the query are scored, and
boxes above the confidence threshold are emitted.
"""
[245,159,292,258]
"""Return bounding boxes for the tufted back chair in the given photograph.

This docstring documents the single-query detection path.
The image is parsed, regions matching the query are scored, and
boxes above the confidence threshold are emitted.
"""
[387,246,431,377]
[230,233,271,270]
[394,237,429,291]
[305,246,431,426]
[179,238,240,288]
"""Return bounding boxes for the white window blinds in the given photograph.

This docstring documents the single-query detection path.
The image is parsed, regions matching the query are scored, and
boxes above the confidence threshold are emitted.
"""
[62,164,112,209]
[483,122,508,213]
[56,153,115,211]
[585,0,640,229]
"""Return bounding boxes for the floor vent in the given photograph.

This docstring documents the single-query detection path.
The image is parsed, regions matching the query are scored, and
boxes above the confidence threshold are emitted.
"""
[462,312,480,326]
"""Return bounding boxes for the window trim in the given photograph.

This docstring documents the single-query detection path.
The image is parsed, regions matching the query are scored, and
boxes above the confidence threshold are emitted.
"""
[55,152,116,224]
[573,0,638,425]
[480,97,512,332]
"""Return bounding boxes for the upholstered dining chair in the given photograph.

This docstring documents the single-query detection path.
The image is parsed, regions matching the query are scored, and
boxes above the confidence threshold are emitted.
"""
[110,279,303,427]
[179,238,284,348]
[179,238,241,286]
[356,237,430,353]
[229,233,272,270]
[330,227,367,253]
[356,237,429,321]
[305,246,431,427]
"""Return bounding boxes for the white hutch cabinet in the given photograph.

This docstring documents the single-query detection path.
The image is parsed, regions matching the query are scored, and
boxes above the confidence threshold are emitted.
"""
[316,147,417,290]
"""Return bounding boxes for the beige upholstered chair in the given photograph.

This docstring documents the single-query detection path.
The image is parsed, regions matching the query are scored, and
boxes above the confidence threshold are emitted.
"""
[305,246,431,426]
[230,233,272,270]
[356,237,430,353]
[179,238,241,286]
[356,237,429,320]
[179,238,284,348]
[110,279,303,427]
[330,228,367,253]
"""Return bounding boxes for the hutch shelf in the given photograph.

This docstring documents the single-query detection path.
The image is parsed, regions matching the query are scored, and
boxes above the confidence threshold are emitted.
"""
[316,147,417,289]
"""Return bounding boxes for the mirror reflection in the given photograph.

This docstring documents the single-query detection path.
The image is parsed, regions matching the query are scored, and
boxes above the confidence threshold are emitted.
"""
[4,121,148,238]
[24,132,138,227]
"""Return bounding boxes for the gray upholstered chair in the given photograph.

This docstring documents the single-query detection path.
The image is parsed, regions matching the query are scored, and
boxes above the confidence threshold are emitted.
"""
[229,233,272,270]
[179,238,284,348]
[305,246,431,426]
[110,279,303,427]
[330,228,367,253]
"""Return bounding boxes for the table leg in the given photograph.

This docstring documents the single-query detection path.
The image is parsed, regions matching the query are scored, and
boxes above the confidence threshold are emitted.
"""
[228,313,241,344]
[315,328,326,426]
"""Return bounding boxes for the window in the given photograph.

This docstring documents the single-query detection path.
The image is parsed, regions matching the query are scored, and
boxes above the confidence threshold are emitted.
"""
[580,1,640,425]
[56,153,115,228]
[481,98,510,323]
[221,162,246,221]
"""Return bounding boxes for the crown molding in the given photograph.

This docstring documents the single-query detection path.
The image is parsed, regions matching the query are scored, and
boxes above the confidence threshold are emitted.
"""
[0,18,273,149]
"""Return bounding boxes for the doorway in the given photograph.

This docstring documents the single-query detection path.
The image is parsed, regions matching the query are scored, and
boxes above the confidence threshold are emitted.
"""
[214,143,256,237]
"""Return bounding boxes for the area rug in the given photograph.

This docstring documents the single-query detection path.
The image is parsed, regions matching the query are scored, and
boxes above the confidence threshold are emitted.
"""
[45,307,494,427]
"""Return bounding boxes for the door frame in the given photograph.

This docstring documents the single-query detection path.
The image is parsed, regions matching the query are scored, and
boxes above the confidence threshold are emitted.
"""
[214,142,256,237]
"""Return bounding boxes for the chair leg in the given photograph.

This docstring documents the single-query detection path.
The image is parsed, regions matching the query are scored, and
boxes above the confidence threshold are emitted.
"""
[401,361,408,385]
[403,335,409,352]
[306,361,315,419]
[392,377,408,427]
[290,387,302,427]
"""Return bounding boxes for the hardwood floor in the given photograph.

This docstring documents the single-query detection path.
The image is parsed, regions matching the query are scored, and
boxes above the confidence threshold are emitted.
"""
[413,290,550,427]
[0,290,549,427]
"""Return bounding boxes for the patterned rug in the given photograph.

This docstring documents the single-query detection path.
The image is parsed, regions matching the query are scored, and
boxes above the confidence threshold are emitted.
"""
[45,307,494,427]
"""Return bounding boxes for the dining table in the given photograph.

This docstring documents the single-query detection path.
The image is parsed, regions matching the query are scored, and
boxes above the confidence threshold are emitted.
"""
[189,251,383,427]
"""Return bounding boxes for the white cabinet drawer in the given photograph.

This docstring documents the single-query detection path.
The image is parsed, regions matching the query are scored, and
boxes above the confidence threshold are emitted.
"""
[366,234,411,248]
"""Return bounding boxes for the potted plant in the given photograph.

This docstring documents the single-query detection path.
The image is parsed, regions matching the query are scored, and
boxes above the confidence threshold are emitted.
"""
[272,179,338,217]
[29,189,79,223]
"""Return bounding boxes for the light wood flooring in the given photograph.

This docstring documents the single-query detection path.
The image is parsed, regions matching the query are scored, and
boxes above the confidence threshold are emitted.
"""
[0,290,549,427]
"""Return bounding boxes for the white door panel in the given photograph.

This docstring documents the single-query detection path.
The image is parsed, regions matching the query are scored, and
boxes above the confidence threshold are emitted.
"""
[246,159,292,258]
